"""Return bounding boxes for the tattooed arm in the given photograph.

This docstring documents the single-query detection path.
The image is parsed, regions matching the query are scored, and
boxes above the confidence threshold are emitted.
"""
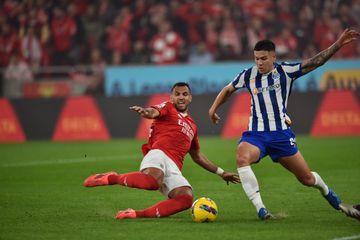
[301,28,360,74]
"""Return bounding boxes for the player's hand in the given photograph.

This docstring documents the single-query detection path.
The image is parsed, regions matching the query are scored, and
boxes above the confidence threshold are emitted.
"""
[221,172,241,185]
[209,110,221,124]
[337,28,360,46]
[130,106,150,118]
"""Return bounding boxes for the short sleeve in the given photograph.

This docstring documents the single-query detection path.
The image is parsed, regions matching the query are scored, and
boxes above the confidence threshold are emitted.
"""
[231,69,246,89]
[151,101,169,117]
[281,62,305,80]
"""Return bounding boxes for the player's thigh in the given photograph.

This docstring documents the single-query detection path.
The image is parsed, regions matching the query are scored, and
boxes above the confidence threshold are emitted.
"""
[141,167,164,185]
[140,149,167,184]
[236,141,262,167]
[278,151,315,185]
[160,158,192,198]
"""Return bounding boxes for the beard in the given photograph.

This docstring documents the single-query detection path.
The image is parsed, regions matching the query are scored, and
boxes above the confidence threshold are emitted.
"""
[174,103,188,112]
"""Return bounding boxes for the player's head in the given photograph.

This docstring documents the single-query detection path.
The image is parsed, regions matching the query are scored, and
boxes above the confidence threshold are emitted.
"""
[170,82,192,112]
[253,40,276,74]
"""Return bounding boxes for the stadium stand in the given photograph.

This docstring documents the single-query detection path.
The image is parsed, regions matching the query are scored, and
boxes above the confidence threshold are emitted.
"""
[0,0,359,97]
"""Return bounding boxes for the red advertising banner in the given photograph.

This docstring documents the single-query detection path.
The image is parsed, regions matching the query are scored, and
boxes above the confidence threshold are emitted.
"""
[53,96,110,141]
[311,90,360,136]
[222,92,251,138]
[0,98,26,143]
[23,81,71,98]
[136,94,170,140]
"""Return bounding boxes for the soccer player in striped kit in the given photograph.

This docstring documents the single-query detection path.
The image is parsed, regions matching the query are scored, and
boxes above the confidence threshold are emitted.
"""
[209,28,360,220]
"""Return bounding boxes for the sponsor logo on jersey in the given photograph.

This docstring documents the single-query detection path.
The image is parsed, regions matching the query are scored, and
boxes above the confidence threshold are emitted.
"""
[178,119,194,140]
[252,80,281,95]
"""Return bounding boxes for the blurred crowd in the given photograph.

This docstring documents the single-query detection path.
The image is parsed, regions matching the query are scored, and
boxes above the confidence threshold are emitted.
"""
[1,0,360,97]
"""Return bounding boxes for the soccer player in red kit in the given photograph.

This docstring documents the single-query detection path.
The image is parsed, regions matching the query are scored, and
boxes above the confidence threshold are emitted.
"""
[84,82,240,219]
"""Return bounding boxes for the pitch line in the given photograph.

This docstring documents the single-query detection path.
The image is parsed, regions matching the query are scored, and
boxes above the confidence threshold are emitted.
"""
[333,234,360,240]
[0,154,140,167]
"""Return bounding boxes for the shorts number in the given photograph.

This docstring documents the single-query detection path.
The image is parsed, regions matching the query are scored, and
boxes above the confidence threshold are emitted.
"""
[289,137,296,146]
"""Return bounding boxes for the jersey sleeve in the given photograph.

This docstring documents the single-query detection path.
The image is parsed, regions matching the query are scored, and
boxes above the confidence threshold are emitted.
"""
[151,101,170,117]
[281,62,306,80]
[231,69,246,89]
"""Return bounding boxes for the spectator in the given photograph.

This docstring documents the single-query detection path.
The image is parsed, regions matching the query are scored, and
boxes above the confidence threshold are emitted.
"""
[0,22,19,67]
[239,0,273,20]
[219,18,242,59]
[273,27,298,59]
[3,54,33,98]
[104,9,132,65]
[149,20,185,65]
[80,3,104,49]
[66,2,85,64]
[275,0,293,23]
[246,17,267,54]
[301,41,318,59]
[319,19,357,58]
[50,6,77,65]
[86,48,107,95]
[0,0,359,71]
[188,41,214,65]
[176,1,205,44]
[320,18,342,53]
[128,40,149,65]
[350,0,360,26]
[203,19,219,58]
[69,49,106,95]
[294,5,314,56]
[168,0,187,41]
[130,0,149,41]
[338,3,357,28]
[20,26,42,71]
[313,9,332,50]
[28,1,52,67]
[68,64,90,95]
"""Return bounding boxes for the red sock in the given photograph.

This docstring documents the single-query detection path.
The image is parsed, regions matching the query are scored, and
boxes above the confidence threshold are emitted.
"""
[108,172,159,190]
[135,194,193,218]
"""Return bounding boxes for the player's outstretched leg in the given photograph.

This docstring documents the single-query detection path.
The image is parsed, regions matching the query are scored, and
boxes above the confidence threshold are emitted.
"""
[84,171,159,190]
[311,172,360,220]
[323,188,342,210]
[115,194,193,219]
[310,172,342,210]
[108,172,159,190]
[339,204,360,220]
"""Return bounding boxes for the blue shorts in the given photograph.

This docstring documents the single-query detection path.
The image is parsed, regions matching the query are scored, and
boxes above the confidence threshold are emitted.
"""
[239,129,298,162]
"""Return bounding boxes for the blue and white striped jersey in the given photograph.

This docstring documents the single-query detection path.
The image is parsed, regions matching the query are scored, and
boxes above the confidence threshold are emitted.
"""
[231,62,305,132]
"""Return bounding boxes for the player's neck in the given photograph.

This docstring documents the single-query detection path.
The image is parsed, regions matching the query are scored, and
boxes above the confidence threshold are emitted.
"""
[179,111,188,117]
[262,67,275,75]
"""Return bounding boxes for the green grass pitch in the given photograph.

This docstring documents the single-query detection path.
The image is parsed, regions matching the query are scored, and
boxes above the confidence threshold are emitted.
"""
[0,136,359,240]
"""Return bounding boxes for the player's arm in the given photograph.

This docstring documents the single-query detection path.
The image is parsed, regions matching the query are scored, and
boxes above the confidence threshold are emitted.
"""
[208,83,236,124]
[129,106,160,119]
[189,148,240,184]
[301,28,360,74]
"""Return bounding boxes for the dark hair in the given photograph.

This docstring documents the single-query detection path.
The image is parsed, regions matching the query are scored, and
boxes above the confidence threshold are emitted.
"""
[171,82,191,93]
[254,40,276,51]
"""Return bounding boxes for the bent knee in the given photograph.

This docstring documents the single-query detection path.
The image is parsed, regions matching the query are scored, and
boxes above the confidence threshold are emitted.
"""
[236,143,260,167]
[177,194,193,209]
[236,154,252,167]
[298,174,315,186]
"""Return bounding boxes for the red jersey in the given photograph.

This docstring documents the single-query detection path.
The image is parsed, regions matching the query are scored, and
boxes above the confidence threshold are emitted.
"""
[142,101,200,170]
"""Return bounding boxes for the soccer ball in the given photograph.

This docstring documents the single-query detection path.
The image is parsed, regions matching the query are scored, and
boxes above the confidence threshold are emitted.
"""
[191,197,218,223]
